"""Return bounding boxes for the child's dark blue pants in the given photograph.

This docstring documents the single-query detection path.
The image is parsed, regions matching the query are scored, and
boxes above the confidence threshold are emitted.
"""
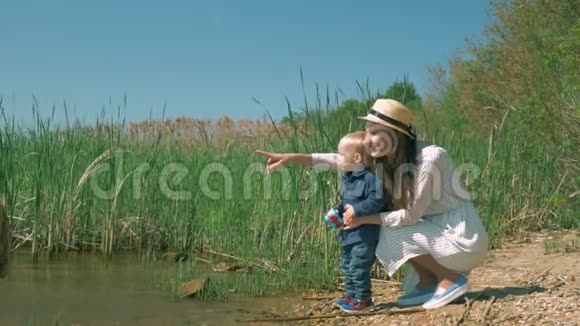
[340,239,378,301]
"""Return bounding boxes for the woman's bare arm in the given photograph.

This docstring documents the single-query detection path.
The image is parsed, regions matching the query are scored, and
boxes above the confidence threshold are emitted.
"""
[255,150,339,174]
[343,209,383,229]
[356,215,383,225]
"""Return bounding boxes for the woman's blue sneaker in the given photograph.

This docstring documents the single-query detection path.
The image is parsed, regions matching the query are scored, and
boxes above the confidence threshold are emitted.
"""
[395,284,437,307]
[422,274,470,309]
[333,293,354,308]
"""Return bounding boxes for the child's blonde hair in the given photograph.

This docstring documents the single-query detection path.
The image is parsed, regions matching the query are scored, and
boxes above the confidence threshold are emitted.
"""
[340,131,372,166]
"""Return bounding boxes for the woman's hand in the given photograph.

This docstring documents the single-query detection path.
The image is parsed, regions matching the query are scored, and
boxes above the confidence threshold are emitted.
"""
[343,205,385,229]
[255,150,290,174]
[343,204,361,230]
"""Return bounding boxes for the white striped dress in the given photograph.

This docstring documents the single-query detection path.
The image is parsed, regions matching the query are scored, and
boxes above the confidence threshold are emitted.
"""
[312,143,489,293]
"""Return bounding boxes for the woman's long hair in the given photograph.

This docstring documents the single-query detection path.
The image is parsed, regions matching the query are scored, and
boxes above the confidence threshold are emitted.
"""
[0,201,10,278]
[374,130,417,211]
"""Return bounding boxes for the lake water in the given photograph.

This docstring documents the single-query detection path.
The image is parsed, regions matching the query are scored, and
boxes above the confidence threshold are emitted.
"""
[0,251,291,325]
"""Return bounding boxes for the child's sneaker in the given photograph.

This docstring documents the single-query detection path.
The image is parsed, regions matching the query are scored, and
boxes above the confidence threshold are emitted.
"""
[340,298,374,313]
[333,293,354,308]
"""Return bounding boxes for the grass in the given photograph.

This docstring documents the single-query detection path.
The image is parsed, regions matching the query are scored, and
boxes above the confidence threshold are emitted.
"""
[159,258,337,302]
[423,114,577,246]
[1,92,577,300]
[543,232,580,255]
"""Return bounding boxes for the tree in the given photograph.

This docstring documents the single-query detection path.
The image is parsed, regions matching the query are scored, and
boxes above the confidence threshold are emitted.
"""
[381,77,423,110]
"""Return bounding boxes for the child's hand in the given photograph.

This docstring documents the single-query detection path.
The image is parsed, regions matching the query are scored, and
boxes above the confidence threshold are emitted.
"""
[343,204,356,224]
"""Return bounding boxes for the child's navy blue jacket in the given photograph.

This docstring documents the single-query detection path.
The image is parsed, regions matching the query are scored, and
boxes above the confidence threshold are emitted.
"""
[339,168,387,246]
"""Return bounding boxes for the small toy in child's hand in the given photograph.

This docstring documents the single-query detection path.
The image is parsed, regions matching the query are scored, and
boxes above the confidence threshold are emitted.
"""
[324,204,345,228]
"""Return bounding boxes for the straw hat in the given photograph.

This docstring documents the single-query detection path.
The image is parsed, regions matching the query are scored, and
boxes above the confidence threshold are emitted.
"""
[359,99,416,138]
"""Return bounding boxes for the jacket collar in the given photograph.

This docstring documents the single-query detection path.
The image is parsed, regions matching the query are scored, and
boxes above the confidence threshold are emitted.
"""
[344,168,367,178]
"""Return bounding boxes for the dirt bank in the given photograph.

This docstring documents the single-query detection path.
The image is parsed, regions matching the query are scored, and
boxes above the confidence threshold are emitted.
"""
[239,231,579,325]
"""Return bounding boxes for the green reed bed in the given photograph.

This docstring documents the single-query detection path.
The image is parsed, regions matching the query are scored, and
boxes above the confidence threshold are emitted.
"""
[425,108,577,244]
[0,106,346,296]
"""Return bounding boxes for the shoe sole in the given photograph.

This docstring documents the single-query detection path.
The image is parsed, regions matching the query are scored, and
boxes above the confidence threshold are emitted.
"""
[422,283,470,309]
[340,305,373,314]
[395,292,435,307]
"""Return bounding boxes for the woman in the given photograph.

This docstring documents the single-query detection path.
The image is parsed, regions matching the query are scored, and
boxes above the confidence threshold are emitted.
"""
[256,99,489,309]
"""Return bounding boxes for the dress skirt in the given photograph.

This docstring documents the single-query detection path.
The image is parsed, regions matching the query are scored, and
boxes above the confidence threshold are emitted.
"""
[374,201,489,293]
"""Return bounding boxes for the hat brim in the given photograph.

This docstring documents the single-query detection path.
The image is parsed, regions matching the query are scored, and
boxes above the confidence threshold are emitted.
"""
[358,115,414,138]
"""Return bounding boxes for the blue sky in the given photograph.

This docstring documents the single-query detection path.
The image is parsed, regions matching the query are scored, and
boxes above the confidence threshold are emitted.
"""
[0,1,491,126]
